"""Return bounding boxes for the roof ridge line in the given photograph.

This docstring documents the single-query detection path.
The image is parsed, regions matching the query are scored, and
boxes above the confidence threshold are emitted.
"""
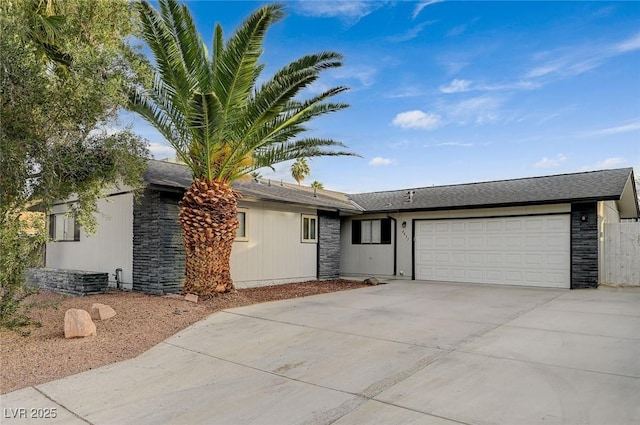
[351,167,633,196]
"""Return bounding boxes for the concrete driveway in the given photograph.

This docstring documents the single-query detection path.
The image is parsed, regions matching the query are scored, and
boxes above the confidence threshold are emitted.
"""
[3,280,640,425]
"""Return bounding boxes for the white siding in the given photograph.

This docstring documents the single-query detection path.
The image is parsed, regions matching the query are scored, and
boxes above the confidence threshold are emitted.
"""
[46,193,134,288]
[341,204,571,281]
[340,215,395,278]
[231,201,318,288]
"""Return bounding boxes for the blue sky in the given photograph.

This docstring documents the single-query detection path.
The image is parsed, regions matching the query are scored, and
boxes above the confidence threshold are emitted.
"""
[125,1,640,193]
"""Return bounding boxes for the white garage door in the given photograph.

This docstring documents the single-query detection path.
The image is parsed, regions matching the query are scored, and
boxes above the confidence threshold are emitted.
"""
[414,215,570,288]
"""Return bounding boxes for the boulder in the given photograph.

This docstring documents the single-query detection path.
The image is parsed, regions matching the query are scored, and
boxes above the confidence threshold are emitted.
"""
[90,303,116,320]
[64,309,96,338]
[184,293,199,303]
[364,277,380,286]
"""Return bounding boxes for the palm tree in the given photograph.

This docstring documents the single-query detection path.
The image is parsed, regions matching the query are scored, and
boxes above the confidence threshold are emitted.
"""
[131,0,355,295]
[291,158,310,185]
[310,180,324,189]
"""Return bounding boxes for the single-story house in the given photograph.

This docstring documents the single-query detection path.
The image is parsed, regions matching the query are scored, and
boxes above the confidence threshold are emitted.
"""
[44,160,638,293]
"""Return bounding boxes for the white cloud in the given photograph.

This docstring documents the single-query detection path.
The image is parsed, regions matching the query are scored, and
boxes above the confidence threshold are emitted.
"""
[616,32,640,53]
[384,86,425,98]
[428,142,473,147]
[148,142,176,160]
[387,22,432,42]
[590,120,640,136]
[478,80,540,91]
[534,153,567,169]
[442,95,504,125]
[369,156,397,166]
[439,79,472,93]
[596,157,626,168]
[294,1,385,22]
[412,0,443,19]
[579,157,628,172]
[332,65,377,87]
[525,31,640,81]
[392,110,442,130]
[446,24,467,37]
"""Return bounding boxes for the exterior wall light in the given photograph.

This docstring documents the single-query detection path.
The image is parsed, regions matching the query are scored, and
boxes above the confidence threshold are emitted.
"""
[402,221,407,228]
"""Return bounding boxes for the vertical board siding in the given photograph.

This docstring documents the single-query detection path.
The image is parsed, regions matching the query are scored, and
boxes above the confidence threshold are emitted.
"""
[603,222,640,286]
[46,193,134,287]
[340,217,395,277]
[230,203,318,288]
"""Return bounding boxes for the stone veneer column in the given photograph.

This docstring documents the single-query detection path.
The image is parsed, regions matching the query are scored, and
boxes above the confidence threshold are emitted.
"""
[133,189,185,294]
[318,212,341,280]
[571,202,598,289]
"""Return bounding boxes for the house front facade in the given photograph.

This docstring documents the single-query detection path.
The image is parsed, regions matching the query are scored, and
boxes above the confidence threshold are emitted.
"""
[341,168,638,289]
[45,160,359,293]
[44,161,639,293]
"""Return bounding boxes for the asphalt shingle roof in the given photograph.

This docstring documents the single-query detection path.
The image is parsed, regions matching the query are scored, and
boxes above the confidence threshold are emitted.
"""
[348,168,636,212]
[145,160,637,216]
[144,160,360,213]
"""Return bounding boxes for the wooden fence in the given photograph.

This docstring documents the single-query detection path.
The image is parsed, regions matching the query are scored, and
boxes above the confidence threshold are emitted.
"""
[602,222,640,286]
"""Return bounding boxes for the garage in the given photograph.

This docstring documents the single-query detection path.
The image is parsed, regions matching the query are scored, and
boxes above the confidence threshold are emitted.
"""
[414,215,571,288]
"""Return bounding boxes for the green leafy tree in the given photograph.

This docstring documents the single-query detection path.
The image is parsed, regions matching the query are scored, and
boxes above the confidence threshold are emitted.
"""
[310,180,324,189]
[0,0,150,332]
[291,158,311,185]
[131,0,356,295]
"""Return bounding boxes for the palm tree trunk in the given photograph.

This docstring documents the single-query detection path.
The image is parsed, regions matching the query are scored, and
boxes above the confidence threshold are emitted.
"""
[179,178,239,295]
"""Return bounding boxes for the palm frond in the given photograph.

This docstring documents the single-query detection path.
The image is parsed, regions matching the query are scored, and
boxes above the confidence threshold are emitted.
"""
[133,0,356,184]
[213,4,284,117]
[252,138,360,171]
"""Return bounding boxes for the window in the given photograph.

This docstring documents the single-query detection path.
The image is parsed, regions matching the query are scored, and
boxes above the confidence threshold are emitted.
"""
[236,209,248,241]
[48,213,80,241]
[352,219,392,244]
[301,214,318,243]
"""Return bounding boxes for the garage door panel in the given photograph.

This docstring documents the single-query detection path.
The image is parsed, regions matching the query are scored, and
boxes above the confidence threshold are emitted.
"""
[505,220,523,231]
[546,235,568,248]
[546,218,568,230]
[435,222,449,232]
[415,215,570,288]
[505,270,523,281]
[468,222,484,232]
[451,269,466,279]
[435,252,450,263]
[487,221,503,231]
[451,222,466,232]
[486,236,502,247]
[468,253,484,264]
[505,236,522,248]
[505,253,523,266]
[525,254,543,266]
[486,253,502,264]
[468,236,484,248]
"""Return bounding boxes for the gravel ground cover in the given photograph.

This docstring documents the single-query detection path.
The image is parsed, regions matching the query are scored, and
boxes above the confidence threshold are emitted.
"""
[0,279,366,394]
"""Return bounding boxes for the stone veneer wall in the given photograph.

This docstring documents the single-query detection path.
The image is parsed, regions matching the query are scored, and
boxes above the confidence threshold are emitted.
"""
[318,212,341,280]
[25,268,108,296]
[132,189,185,294]
[571,202,598,289]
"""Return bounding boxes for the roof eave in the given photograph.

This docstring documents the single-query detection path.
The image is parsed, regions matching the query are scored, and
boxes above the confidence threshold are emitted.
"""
[616,172,640,219]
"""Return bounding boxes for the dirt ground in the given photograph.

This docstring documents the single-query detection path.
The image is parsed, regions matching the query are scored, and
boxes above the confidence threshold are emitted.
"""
[0,279,366,394]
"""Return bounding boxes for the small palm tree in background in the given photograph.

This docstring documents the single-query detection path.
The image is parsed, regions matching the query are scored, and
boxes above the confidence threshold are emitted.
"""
[311,180,324,189]
[291,158,310,185]
[131,0,356,295]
